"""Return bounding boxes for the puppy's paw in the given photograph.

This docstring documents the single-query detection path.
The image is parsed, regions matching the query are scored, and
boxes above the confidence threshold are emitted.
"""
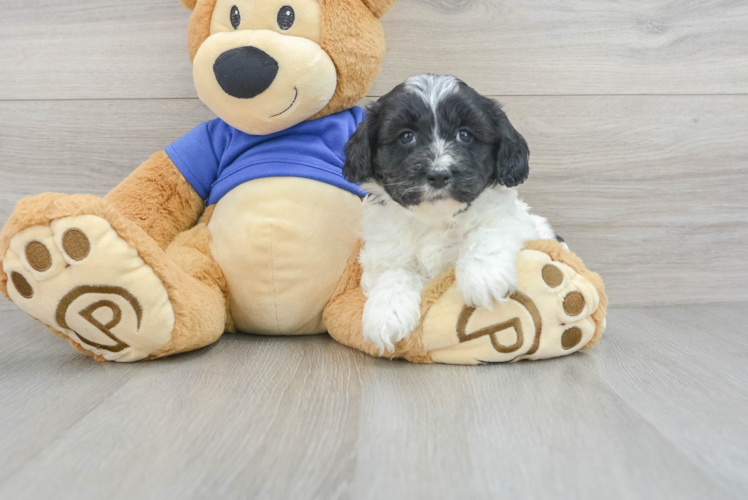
[456,259,518,310]
[362,290,422,355]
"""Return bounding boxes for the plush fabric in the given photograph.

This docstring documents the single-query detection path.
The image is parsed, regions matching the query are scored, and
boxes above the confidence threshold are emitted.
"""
[524,239,608,349]
[103,151,205,249]
[192,24,339,135]
[165,108,367,205]
[208,178,362,335]
[0,194,227,360]
[313,0,390,119]
[187,0,219,63]
[6,215,177,362]
[185,0,395,120]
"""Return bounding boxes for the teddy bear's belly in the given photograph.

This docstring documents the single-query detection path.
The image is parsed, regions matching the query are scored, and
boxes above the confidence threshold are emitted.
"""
[208,177,362,335]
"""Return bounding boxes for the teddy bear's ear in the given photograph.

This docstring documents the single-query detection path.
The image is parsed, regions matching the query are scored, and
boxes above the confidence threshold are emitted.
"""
[180,0,198,11]
[360,0,397,18]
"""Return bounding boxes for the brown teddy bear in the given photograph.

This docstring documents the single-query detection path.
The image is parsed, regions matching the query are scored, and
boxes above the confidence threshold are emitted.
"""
[0,0,607,364]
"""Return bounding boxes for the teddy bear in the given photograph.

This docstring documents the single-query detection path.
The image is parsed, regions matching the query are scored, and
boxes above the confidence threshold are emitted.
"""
[0,0,607,364]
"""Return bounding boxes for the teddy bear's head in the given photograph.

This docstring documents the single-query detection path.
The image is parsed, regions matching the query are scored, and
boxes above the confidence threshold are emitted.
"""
[180,0,395,135]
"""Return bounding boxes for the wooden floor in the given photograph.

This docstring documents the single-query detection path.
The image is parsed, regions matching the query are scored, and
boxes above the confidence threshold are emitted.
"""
[2,0,748,498]
[0,304,746,499]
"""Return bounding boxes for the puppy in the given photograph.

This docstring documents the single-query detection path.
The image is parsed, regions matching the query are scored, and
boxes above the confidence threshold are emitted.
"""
[343,75,558,354]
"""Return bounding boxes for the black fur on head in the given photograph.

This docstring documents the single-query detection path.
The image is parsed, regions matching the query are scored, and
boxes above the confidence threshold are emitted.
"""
[342,94,386,185]
[489,98,530,188]
[343,74,530,207]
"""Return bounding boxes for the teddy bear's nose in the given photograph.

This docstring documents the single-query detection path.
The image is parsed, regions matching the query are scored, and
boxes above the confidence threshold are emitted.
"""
[213,46,279,99]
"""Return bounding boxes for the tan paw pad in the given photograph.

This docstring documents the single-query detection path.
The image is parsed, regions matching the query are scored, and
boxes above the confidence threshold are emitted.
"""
[8,225,68,282]
[25,241,52,272]
[10,271,34,299]
[61,228,91,261]
[3,215,175,362]
[420,249,602,365]
[542,264,564,288]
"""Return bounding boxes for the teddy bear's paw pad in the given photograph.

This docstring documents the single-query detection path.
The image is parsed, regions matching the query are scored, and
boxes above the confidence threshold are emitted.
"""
[503,250,600,361]
[3,215,175,362]
[419,249,602,365]
[538,261,599,325]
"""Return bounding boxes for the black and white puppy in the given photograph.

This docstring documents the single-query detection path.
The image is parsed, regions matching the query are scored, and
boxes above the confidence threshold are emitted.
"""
[343,74,557,354]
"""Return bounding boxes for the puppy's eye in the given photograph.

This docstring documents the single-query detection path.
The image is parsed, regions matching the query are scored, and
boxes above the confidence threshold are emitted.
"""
[399,131,415,145]
[278,6,295,30]
[230,5,241,30]
[457,130,473,143]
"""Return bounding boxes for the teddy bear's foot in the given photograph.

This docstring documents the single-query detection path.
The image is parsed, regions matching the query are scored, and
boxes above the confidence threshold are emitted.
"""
[417,241,607,365]
[3,213,175,362]
[324,239,607,365]
[1,193,228,362]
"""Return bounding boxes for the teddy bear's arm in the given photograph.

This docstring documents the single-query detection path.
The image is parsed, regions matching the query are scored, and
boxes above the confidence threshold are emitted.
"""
[103,151,205,249]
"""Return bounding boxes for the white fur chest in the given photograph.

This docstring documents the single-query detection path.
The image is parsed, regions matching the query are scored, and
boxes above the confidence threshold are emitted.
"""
[359,186,548,291]
[409,216,464,280]
[359,193,483,285]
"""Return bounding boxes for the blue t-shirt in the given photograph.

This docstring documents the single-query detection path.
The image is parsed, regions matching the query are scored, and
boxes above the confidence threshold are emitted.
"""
[165,107,367,205]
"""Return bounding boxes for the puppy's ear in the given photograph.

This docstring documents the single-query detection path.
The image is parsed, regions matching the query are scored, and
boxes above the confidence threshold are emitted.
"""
[489,102,530,188]
[180,0,197,10]
[343,104,380,183]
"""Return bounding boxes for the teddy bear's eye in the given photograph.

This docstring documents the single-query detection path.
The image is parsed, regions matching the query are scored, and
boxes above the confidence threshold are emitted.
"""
[277,6,295,31]
[230,5,241,30]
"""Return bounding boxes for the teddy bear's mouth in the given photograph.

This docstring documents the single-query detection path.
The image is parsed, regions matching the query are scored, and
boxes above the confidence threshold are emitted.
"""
[270,87,299,118]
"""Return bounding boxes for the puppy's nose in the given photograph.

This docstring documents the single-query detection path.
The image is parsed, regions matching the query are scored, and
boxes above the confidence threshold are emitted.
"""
[427,171,452,189]
[213,47,279,99]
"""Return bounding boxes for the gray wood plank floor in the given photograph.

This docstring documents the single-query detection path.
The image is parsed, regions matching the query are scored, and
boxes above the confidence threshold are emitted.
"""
[1,1,747,498]
[0,305,746,499]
